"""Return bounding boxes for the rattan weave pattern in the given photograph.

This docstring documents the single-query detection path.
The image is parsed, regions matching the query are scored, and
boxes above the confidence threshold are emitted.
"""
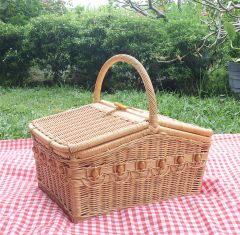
[32,104,142,146]
[33,133,209,223]
[30,54,213,223]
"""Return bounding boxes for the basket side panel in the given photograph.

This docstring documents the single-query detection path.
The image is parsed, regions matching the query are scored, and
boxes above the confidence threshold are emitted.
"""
[32,143,73,218]
[76,134,210,167]
[73,167,205,221]
[72,134,210,222]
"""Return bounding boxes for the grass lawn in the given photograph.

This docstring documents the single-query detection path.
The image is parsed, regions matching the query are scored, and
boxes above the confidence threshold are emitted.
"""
[0,86,240,140]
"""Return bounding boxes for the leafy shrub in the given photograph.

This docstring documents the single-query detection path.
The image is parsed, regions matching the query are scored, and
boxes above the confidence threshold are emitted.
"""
[27,14,81,83]
[70,5,214,92]
[0,22,31,85]
[68,10,113,88]
[0,3,232,94]
[0,0,70,25]
[203,67,230,95]
[0,0,42,25]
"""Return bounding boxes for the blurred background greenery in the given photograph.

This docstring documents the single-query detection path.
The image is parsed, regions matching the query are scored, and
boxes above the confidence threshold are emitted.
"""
[1,0,240,139]
[1,0,238,95]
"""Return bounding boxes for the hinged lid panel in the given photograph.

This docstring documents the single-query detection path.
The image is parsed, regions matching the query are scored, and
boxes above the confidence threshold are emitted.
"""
[29,54,213,158]
[30,102,149,154]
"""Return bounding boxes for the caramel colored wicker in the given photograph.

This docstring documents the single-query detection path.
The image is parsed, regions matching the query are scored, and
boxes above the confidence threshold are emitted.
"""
[29,54,213,223]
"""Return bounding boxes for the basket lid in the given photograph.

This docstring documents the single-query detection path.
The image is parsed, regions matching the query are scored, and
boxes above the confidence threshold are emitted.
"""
[29,54,213,157]
[29,102,149,154]
[29,100,213,156]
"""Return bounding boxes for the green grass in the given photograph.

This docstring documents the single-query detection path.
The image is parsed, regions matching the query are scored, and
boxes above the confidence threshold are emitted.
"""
[1,86,240,139]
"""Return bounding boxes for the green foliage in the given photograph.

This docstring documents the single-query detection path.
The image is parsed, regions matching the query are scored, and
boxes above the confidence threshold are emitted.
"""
[224,21,240,62]
[0,0,72,85]
[224,21,237,42]
[0,0,42,25]
[0,3,233,92]
[68,5,212,91]
[203,67,230,95]
[27,14,81,83]
[68,10,114,88]
[1,86,240,139]
[0,22,31,85]
[0,0,70,25]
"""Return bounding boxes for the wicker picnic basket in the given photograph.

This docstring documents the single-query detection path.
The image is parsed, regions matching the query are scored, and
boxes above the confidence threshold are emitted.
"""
[29,54,213,223]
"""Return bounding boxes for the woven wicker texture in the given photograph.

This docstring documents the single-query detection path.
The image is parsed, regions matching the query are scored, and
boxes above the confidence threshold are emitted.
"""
[29,54,213,223]
[31,103,148,153]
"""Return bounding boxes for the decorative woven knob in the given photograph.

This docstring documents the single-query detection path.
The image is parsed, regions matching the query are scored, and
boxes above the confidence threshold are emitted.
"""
[91,169,99,178]
[177,156,184,164]
[138,161,146,170]
[117,165,125,174]
[195,154,202,163]
[48,159,55,168]
[59,166,65,175]
[159,159,166,169]
[40,152,46,162]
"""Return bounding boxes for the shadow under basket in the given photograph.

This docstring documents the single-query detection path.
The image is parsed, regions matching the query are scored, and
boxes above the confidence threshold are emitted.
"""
[29,54,213,223]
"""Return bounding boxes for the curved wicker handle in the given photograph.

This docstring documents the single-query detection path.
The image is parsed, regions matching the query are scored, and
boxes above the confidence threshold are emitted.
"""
[93,54,158,127]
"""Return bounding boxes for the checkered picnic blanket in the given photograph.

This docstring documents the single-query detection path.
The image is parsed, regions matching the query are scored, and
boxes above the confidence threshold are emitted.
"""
[0,135,240,235]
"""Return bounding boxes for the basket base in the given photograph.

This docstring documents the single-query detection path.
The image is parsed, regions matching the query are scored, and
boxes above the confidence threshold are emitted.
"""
[39,182,127,223]
[38,182,127,223]
[38,183,85,223]
[38,181,201,223]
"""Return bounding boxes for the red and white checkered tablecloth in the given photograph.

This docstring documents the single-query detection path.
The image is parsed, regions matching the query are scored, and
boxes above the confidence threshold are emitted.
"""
[0,135,240,235]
